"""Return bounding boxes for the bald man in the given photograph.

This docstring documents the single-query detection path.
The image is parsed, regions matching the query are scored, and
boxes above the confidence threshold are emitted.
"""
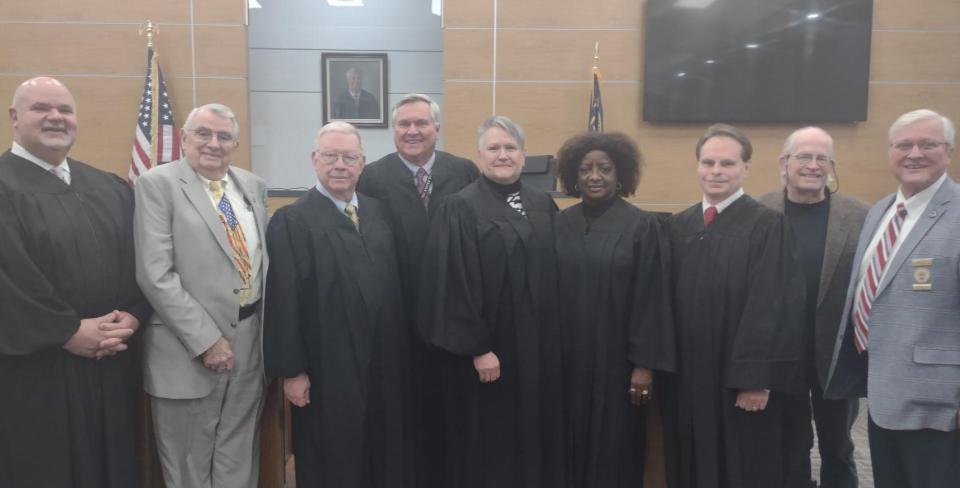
[759,127,868,488]
[0,77,151,487]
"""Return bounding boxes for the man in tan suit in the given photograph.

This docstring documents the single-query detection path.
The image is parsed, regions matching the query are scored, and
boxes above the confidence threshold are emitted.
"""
[134,103,268,488]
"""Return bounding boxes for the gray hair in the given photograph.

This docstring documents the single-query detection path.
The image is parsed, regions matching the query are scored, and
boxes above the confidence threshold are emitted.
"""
[781,126,835,159]
[184,103,240,138]
[345,67,361,81]
[391,93,441,125]
[888,109,955,148]
[314,121,363,151]
[477,115,525,151]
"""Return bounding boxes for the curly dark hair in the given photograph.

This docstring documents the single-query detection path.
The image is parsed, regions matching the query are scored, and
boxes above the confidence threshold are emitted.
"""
[556,132,642,198]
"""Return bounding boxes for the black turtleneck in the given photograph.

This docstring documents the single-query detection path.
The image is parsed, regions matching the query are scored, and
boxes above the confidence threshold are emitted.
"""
[784,191,830,319]
[482,175,523,196]
[581,196,617,224]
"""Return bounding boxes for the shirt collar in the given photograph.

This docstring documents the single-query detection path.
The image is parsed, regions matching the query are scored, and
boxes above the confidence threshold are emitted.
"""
[399,151,436,176]
[895,173,947,217]
[11,141,70,175]
[702,187,744,214]
[315,182,359,213]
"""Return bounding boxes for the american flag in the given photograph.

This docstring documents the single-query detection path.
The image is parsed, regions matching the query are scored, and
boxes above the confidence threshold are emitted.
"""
[127,47,181,185]
[587,70,604,133]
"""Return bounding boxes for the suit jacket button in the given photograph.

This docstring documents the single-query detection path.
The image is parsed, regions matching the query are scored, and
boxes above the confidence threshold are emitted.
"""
[233,288,240,295]
[230,322,238,328]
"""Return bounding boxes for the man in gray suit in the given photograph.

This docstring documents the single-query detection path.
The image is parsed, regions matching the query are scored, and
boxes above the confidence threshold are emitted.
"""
[759,127,868,488]
[135,103,268,488]
[826,109,960,487]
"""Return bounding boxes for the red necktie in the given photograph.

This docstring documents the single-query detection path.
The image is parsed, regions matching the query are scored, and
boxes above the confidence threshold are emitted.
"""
[703,205,718,227]
[851,203,907,353]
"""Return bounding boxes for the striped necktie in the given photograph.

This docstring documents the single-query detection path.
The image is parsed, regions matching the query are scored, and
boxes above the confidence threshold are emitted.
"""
[416,167,430,209]
[344,203,360,230]
[210,180,253,305]
[851,203,907,353]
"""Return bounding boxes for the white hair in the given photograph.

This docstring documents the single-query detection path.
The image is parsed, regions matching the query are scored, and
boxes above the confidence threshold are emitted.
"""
[391,93,441,125]
[314,121,363,150]
[888,109,955,148]
[183,103,240,138]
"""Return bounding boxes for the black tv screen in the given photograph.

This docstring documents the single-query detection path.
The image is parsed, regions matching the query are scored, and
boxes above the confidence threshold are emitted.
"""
[643,0,873,123]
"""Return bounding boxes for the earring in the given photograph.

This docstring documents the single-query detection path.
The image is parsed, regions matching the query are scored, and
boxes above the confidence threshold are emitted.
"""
[574,184,580,191]
[616,182,623,190]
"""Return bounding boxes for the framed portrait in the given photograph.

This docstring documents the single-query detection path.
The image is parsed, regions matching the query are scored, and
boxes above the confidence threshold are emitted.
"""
[321,52,389,128]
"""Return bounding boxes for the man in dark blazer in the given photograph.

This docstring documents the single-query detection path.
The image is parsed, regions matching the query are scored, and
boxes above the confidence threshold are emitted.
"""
[759,127,868,488]
[332,67,380,120]
[826,109,960,488]
[357,93,478,486]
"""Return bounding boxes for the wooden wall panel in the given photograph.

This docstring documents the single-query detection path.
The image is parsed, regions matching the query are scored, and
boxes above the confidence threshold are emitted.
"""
[871,31,960,81]
[498,0,641,28]
[0,2,248,180]
[444,29,494,80]
[873,0,960,29]
[444,0,960,212]
[444,0,494,28]
[495,30,641,81]
[0,1,191,23]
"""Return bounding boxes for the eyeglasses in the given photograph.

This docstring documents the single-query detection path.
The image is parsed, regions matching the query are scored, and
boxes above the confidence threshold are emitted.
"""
[890,140,949,153]
[190,128,236,144]
[787,153,832,166]
[315,151,364,166]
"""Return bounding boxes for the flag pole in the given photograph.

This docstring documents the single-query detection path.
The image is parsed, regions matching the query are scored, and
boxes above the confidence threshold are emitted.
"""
[140,21,160,167]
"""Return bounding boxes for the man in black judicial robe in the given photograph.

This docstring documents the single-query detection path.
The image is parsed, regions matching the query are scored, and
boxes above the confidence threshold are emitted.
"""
[662,124,807,488]
[0,77,150,487]
[357,93,478,485]
[417,116,564,488]
[263,122,414,487]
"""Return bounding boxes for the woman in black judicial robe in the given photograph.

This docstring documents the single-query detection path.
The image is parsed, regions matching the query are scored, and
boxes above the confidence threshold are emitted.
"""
[263,189,415,488]
[554,133,675,488]
[417,116,564,488]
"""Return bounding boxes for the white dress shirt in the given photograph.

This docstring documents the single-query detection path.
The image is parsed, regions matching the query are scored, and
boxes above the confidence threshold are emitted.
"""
[12,142,70,184]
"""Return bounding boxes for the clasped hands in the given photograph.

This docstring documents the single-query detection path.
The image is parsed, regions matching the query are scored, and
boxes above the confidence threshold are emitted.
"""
[735,389,770,412]
[63,310,139,359]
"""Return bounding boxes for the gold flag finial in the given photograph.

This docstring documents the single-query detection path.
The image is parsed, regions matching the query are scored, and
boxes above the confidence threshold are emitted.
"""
[592,41,600,70]
[139,20,158,48]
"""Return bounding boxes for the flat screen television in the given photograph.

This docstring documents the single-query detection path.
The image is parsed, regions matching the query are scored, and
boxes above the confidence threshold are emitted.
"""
[642,0,873,123]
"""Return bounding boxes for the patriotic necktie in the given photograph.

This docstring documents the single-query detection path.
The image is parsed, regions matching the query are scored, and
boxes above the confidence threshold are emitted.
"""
[703,205,718,227]
[344,203,360,230]
[506,191,526,217]
[210,180,253,305]
[851,203,907,353]
[416,167,430,209]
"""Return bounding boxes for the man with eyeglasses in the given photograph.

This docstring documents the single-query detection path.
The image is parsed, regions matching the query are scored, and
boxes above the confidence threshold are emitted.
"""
[263,121,416,486]
[759,127,868,488]
[357,93,478,486]
[134,103,269,488]
[825,109,960,488]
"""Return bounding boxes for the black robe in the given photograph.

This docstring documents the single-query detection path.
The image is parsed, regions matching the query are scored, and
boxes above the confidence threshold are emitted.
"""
[263,189,414,488]
[357,151,478,486]
[661,195,807,488]
[555,198,676,488]
[0,151,151,488]
[417,178,564,488]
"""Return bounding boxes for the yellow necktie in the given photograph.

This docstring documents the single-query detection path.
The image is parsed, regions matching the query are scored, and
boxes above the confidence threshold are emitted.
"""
[210,180,253,304]
[344,203,360,230]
